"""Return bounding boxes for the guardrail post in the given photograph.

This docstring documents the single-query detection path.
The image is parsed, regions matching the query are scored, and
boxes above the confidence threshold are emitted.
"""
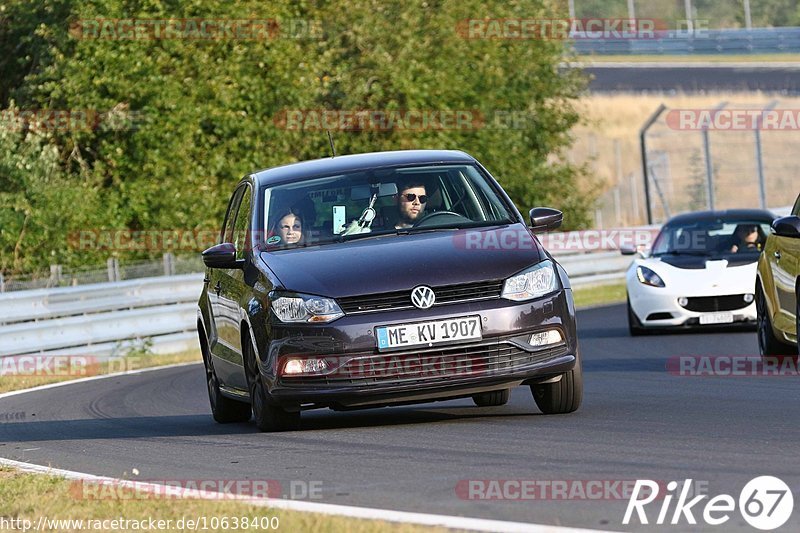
[0,272,4,293]
[107,258,120,282]
[49,264,62,287]
[163,253,175,276]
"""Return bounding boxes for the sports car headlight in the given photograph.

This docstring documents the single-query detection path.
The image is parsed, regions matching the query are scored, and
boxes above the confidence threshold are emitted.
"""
[501,260,558,302]
[636,266,665,288]
[272,293,344,323]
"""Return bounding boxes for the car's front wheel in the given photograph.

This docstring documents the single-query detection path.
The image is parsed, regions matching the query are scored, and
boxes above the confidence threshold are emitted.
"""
[756,283,795,358]
[627,297,644,336]
[472,389,509,407]
[243,338,300,432]
[531,350,583,414]
[200,329,251,424]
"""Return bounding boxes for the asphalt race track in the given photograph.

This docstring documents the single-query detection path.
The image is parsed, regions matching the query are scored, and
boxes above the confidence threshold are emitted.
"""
[585,64,800,94]
[1,303,798,532]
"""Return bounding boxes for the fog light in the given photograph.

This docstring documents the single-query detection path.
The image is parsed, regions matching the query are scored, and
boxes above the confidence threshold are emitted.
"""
[678,297,689,307]
[282,358,328,376]
[529,329,562,347]
[743,293,754,303]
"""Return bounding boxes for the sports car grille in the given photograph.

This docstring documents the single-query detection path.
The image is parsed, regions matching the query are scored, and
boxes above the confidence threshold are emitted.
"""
[280,338,567,388]
[681,294,751,312]
[337,280,504,314]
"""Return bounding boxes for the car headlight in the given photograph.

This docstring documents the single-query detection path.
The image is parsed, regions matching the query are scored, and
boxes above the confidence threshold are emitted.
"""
[636,266,665,288]
[501,260,558,302]
[271,293,344,323]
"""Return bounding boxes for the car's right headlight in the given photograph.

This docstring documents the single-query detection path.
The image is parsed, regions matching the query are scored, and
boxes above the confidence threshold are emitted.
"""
[636,266,665,288]
[271,293,344,323]
[501,260,558,302]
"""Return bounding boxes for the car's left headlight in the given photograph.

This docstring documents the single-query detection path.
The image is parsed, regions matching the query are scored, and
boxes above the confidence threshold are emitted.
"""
[272,293,344,323]
[636,266,665,288]
[501,260,558,302]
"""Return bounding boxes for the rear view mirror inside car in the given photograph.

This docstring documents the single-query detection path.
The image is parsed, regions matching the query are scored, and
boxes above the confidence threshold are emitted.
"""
[351,182,399,201]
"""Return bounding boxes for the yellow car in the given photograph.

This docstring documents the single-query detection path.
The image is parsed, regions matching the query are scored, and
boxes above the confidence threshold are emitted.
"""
[756,194,800,357]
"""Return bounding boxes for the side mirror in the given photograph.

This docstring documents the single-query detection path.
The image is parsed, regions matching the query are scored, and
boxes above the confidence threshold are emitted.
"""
[202,242,242,269]
[529,207,563,233]
[772,215,800,238]
[621,245,648,258]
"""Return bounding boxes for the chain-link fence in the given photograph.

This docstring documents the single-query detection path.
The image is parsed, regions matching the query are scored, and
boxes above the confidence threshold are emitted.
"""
[0,254,205,293]
[569,101,800,228]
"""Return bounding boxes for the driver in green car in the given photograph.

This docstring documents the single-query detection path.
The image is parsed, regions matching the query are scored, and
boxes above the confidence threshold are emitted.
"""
[395,180,428,229]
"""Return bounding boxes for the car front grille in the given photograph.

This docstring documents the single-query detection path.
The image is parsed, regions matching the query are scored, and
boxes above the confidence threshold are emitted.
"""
[337,280,504,315]
[681,294,751,312]
[280,337,568,388]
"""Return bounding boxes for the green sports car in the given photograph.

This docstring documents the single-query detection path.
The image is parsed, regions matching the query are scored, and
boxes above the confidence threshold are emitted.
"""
[756,193,800,357]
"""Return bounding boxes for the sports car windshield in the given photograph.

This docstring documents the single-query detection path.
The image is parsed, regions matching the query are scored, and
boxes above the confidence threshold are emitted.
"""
[651,219,772,257]
[261,164,515,249]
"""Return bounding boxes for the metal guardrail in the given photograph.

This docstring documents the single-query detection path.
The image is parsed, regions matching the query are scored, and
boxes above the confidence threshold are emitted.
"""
[0,251,629,358]
[0,274,203,357]
[572,27,800,55]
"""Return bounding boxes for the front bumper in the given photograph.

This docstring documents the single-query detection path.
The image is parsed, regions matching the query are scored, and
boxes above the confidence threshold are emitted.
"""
[628,282,756,329]
[262,288,577,409]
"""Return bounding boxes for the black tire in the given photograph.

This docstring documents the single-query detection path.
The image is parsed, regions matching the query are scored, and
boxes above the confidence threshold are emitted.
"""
[472,389,510,407]
[200,328,251,424]
[627,297,644,337]
[243,339,300,432]
[756,283,794,358]
[531,350,583,414]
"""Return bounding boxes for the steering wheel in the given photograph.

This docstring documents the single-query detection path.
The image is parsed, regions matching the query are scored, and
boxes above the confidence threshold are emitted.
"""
[413,210,470,228]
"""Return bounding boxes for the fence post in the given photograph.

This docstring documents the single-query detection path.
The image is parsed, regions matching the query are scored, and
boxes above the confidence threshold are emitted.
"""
[107,258,120,282]
[0,272,4,293]
[640,104,667,225]
[49,264,62,287]
[163,253,175,276]
[755,100,777,209]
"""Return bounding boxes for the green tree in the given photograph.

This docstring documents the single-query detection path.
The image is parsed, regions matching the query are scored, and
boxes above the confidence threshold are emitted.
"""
[1,0,593,275]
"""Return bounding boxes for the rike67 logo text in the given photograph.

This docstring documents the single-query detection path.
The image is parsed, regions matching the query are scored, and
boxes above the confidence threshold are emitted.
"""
[624,477,793,530]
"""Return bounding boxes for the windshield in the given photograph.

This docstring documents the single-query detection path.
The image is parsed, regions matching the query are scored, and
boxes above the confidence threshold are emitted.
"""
[651,219,771,257]
[261,164,515,249]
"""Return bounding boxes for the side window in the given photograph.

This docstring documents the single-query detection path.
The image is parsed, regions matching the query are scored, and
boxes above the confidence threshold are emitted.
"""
[221,187,244,244]
[233,186,252,260]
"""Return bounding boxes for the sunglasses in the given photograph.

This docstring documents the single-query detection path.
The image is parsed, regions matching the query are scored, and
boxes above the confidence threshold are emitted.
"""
[400,193,428,203]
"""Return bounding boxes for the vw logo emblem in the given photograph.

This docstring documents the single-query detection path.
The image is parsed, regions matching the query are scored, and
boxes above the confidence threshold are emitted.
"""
[411,286,436,309]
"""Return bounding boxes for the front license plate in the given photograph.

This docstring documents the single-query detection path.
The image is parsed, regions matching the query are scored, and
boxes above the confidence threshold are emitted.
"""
[376,316,482,352]
[699,311,734,325]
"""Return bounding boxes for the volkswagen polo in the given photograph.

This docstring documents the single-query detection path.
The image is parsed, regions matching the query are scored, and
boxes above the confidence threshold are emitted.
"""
[197,150,581,431]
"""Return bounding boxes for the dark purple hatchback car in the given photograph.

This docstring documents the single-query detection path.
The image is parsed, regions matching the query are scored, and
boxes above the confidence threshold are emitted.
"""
[198,150,581,431]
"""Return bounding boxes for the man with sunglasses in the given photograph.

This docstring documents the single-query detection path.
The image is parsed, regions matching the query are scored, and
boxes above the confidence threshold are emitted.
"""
[395,180,428,229]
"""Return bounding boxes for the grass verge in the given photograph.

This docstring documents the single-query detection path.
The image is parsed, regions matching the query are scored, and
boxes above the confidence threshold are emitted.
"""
[0,467,439,533]
[573,282,627,309]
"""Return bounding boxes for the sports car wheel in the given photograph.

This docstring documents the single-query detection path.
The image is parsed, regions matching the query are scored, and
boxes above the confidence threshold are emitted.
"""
[627,297,644,336]
[756,283,795,358]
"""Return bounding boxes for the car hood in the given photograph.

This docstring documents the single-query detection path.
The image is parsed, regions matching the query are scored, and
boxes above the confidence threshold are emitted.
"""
[259,225,544,298]
[635,256,757,295]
